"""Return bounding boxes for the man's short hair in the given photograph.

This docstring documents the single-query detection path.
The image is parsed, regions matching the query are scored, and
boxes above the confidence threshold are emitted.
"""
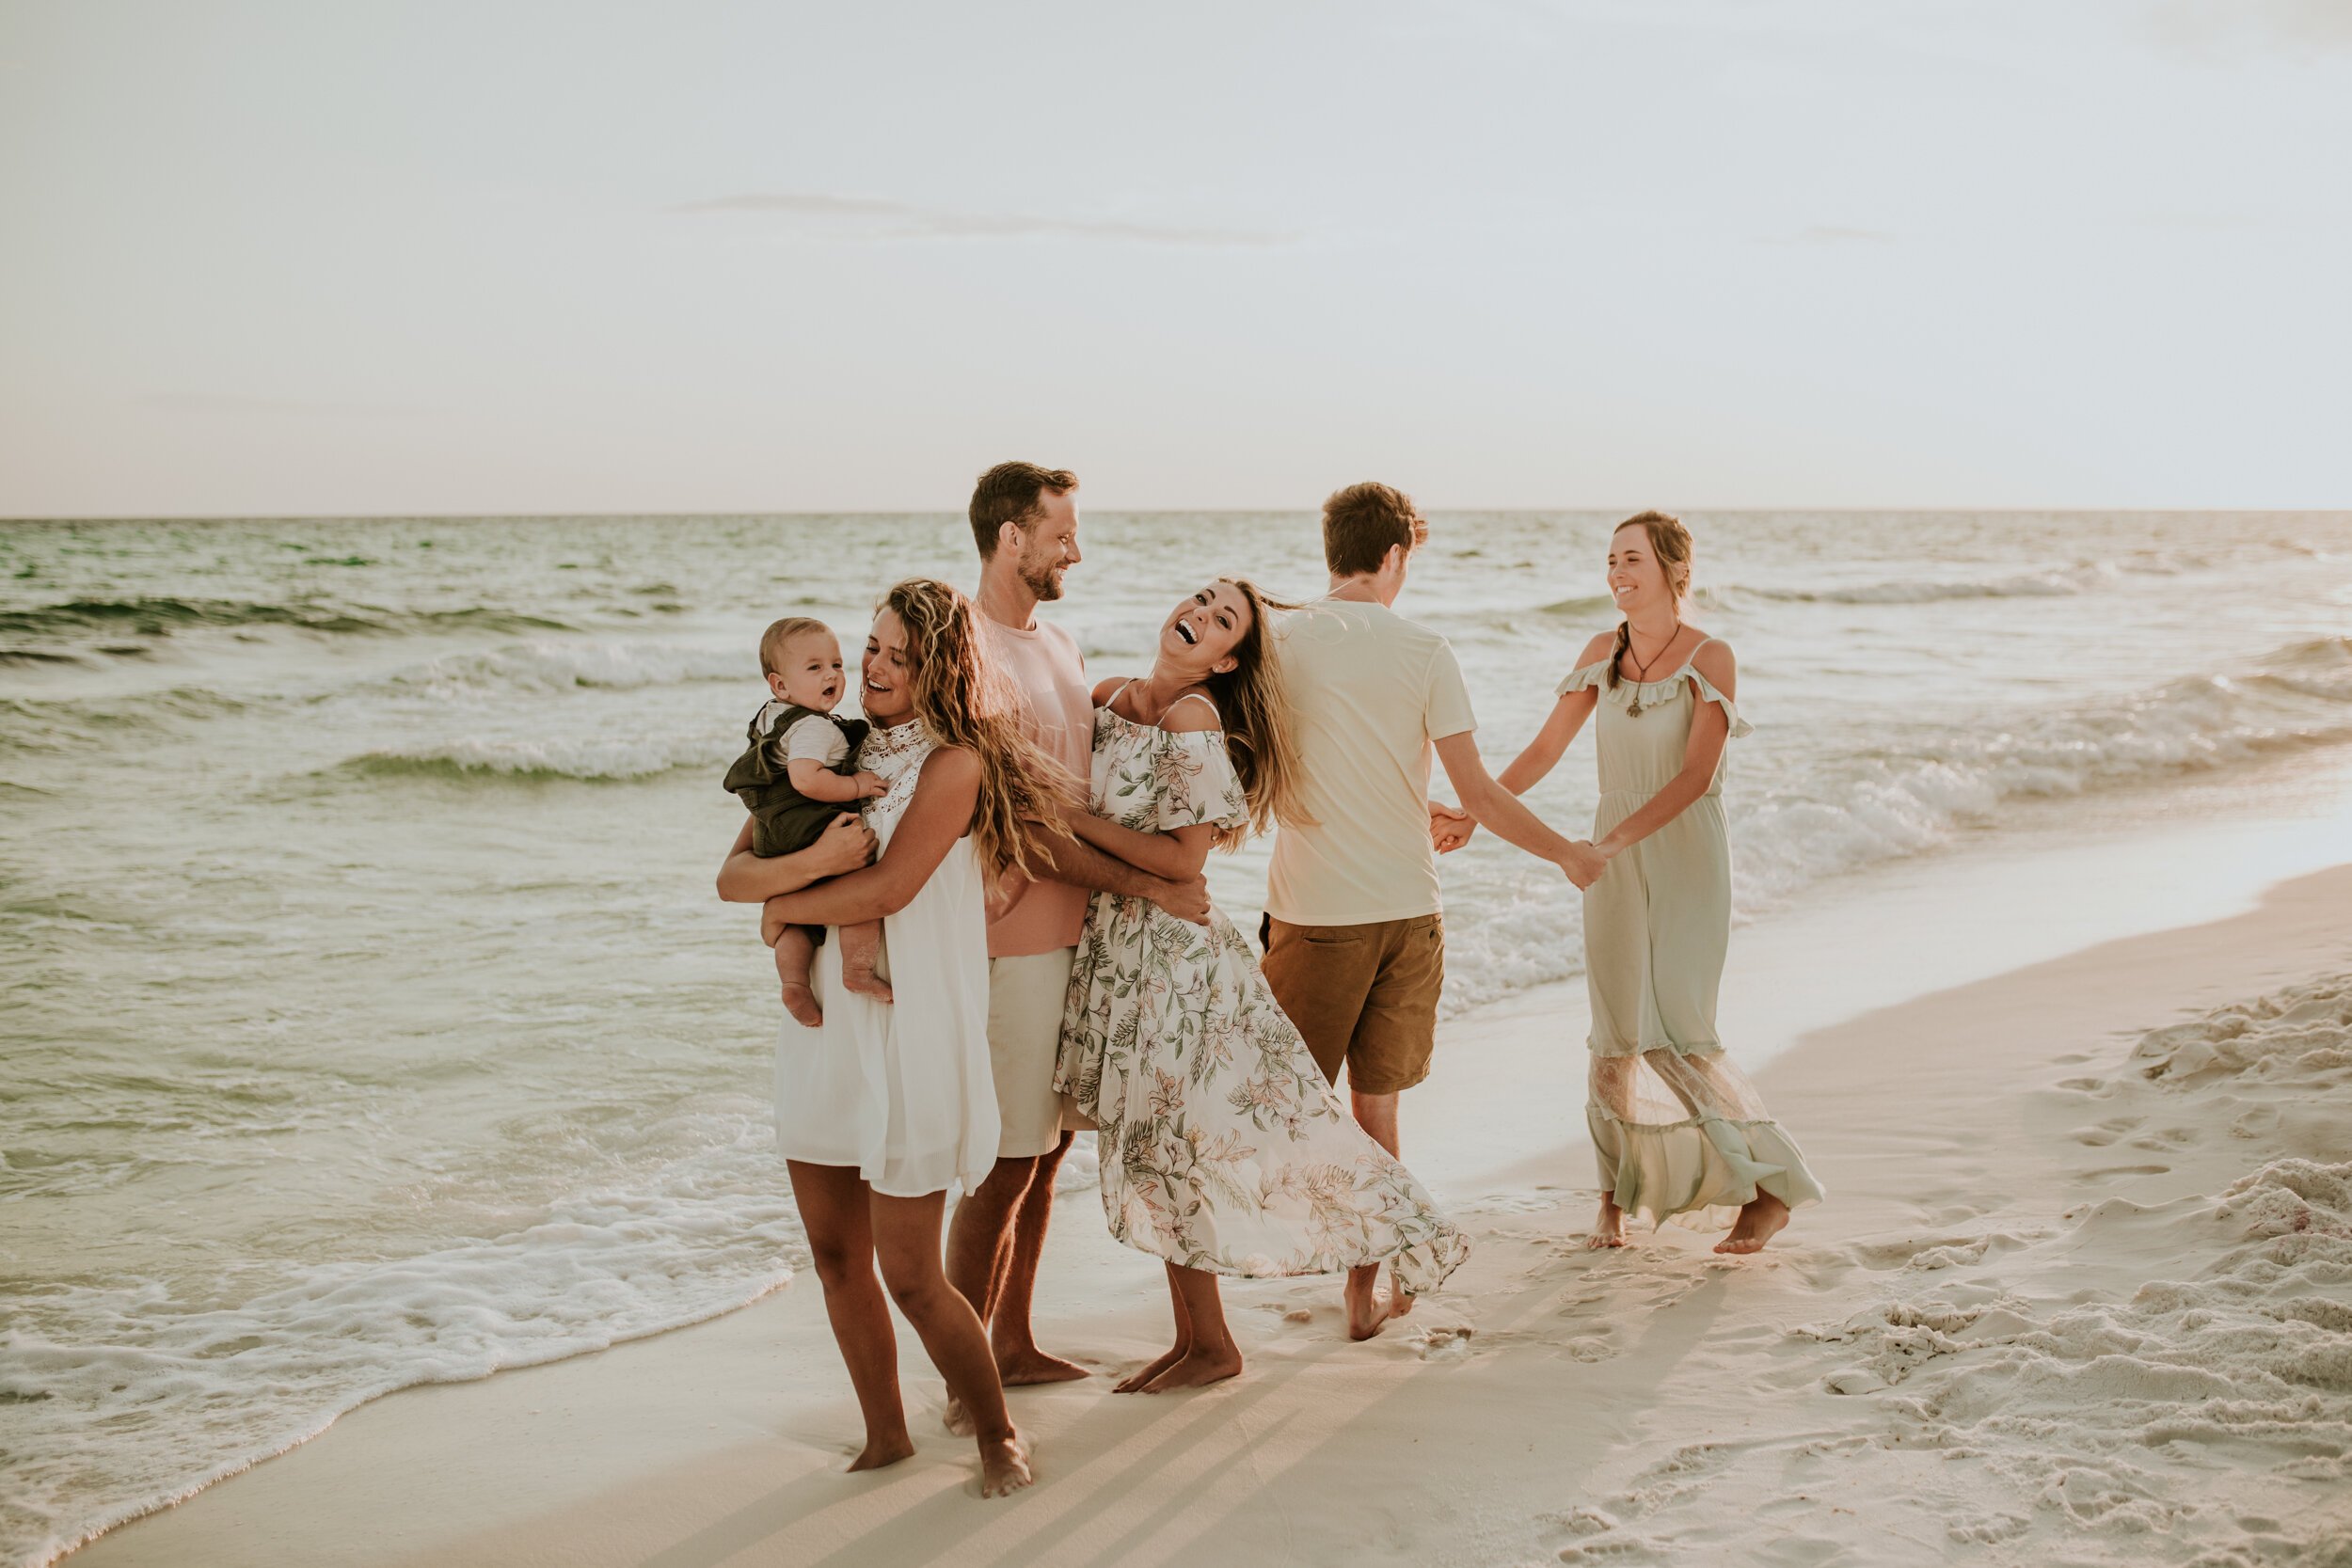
[1321,482,1426,578]
[969,462,1078,560]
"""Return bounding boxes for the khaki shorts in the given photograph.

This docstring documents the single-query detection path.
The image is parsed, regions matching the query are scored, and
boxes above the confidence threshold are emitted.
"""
[988,947,1076,1160]
[1259,913,1444,1095]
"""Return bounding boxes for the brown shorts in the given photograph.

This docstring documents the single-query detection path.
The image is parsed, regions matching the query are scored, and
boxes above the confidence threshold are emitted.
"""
[1259,912,1444,1095]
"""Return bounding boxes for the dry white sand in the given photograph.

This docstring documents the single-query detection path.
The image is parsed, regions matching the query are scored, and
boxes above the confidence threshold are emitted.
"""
[67,862,2352,1568]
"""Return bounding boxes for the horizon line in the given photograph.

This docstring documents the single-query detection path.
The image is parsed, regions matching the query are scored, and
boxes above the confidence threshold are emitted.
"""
[8,504,2350,525]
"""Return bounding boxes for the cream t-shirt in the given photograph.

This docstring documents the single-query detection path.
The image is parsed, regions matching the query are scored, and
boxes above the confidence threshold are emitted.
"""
[1266,598,1476,927]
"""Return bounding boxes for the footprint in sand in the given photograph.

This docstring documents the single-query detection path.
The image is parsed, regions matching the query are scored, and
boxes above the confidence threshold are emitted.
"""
[2072,1116,2142,1148]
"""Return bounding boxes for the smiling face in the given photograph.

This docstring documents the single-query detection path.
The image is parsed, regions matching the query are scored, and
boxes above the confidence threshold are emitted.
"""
[1158,580,1253,675]
[1009,489,1082,603]
[768,628,847,711]
[1607,522,1676,616]
[859,609,915,723]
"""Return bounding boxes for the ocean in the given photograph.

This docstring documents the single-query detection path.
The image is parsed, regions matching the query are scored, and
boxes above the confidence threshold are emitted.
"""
[5,509,2351,1564]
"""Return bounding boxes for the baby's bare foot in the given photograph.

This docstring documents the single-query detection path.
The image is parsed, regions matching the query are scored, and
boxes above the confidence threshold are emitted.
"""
[843,966,895,1005]
[781,981,823,1028]
[977,1433,1035,1497]
[943,1396,974,1436]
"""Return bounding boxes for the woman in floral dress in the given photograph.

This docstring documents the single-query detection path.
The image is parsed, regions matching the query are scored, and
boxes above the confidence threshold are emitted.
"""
[1054,578,1470,1393]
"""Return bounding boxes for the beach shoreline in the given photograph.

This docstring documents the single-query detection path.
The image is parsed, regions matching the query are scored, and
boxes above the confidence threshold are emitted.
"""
[59,828,2352,1567]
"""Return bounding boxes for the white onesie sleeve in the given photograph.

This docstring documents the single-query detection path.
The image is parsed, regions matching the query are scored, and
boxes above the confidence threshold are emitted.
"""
[782,713,850,769]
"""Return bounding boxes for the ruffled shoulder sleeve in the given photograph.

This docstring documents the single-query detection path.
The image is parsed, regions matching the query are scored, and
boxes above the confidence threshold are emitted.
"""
[1144,728,1249,832]
[1684,669,1753,738]
[1555,659,1610,697]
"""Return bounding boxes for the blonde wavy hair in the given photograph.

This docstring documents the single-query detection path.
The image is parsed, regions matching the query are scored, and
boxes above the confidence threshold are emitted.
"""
[1198,578,1312,851]
[880,578,1075,880]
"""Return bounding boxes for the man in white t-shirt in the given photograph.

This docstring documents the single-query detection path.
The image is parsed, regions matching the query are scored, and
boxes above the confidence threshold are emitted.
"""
[942,461,1213,1417]
[1263,481,1603,1337]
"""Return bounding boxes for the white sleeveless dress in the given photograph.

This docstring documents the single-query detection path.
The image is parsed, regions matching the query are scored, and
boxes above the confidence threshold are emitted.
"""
[773,720,998,1197]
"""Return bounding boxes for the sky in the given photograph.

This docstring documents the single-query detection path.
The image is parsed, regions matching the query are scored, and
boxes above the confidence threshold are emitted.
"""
[2,0,2348,516]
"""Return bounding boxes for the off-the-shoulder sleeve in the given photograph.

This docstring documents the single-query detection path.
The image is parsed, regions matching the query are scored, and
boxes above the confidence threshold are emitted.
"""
[1555,659,1610,697]
[1685,669,1753,738]
[1146,729,1250,831]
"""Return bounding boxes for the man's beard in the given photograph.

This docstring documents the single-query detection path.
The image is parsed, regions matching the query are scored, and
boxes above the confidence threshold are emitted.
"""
[1020,560,1065,602]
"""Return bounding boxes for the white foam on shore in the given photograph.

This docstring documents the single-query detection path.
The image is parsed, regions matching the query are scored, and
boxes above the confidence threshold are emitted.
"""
[0,1106,806,1568]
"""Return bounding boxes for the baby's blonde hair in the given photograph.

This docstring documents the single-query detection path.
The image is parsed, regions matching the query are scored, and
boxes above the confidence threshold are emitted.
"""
[759,616,833,679]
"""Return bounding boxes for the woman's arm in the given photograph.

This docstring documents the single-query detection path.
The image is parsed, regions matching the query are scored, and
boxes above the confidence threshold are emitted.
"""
[1071,812,1216,881]
[715,813,877,902]
[1592,643,1737,863]
[760,749,981,927]
[1498,688,1598,795]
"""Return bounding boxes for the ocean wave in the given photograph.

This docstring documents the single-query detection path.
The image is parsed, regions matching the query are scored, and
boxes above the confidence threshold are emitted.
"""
[0,597,575,643]
[1737,572,2079,605]
[397,640,747,696]
[335,732,732,784]
[1435,637,2352,1016]
[0,1104,803,1568]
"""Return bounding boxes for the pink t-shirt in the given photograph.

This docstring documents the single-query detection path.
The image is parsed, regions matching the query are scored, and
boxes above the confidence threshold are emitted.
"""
[978,612,1092,958]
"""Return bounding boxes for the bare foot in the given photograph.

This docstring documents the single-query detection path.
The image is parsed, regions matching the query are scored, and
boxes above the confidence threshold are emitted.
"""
[780,980,822,1028]
[843,965,895,1005]
[1114,1342,1188,1394]
[1388,1263,1416,1318]
[1585,1196,1629,1250]
[942,1397,974,1436]
[848,1432,914,1472]
[1714,1192,1789,1255]
[977,1433,1035,1497]
[995,1347,1089,1386]
[1140,1344,1243,1392]
[1343,1263,1391,1340]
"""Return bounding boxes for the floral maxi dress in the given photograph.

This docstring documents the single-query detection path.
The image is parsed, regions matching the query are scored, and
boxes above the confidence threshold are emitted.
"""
[1054,705,1470,1295]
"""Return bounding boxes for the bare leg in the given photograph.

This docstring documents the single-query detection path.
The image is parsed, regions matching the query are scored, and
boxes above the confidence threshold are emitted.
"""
[838,920,893,1005]
[943,1153,1037,1435]
[1715,1190,1790,1255]
[1117,1264,1194,1393]
[1344,1088,1403,1338]
[992,1132,1086,1385]
[1140,1266,1243,1392]
[773,927,821,1028]
[785,1161,911,1471]
[869,1190,1034,1497]
[1587,1194,1629,1249]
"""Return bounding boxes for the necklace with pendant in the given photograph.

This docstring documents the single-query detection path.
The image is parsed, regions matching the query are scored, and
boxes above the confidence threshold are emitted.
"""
[1623,621,1682,718]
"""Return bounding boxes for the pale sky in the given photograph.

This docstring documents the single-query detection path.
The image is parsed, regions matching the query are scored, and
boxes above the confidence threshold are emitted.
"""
[3,0,2348,516]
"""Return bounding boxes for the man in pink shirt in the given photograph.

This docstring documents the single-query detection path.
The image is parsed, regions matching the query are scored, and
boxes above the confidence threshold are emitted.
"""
[944,462,1211,1414]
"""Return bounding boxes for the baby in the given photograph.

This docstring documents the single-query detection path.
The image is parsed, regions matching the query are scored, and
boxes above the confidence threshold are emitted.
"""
[722,616,890,1027]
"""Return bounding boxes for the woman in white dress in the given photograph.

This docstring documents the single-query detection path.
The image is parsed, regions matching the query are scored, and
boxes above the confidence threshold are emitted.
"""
[1053,578,1470,1393]
[718,578,1070,1497]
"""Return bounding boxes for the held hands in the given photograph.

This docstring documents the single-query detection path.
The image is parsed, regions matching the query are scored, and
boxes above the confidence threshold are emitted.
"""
[851,770,886,800]
[1428,800,1476,854]
[1558,840,1609,890]
[813,813,879,876]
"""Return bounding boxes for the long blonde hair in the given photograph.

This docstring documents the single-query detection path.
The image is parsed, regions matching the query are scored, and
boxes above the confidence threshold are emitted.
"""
[1199,578,1311,850]
[882,578,1074,880]
[1607,511,1695,690]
